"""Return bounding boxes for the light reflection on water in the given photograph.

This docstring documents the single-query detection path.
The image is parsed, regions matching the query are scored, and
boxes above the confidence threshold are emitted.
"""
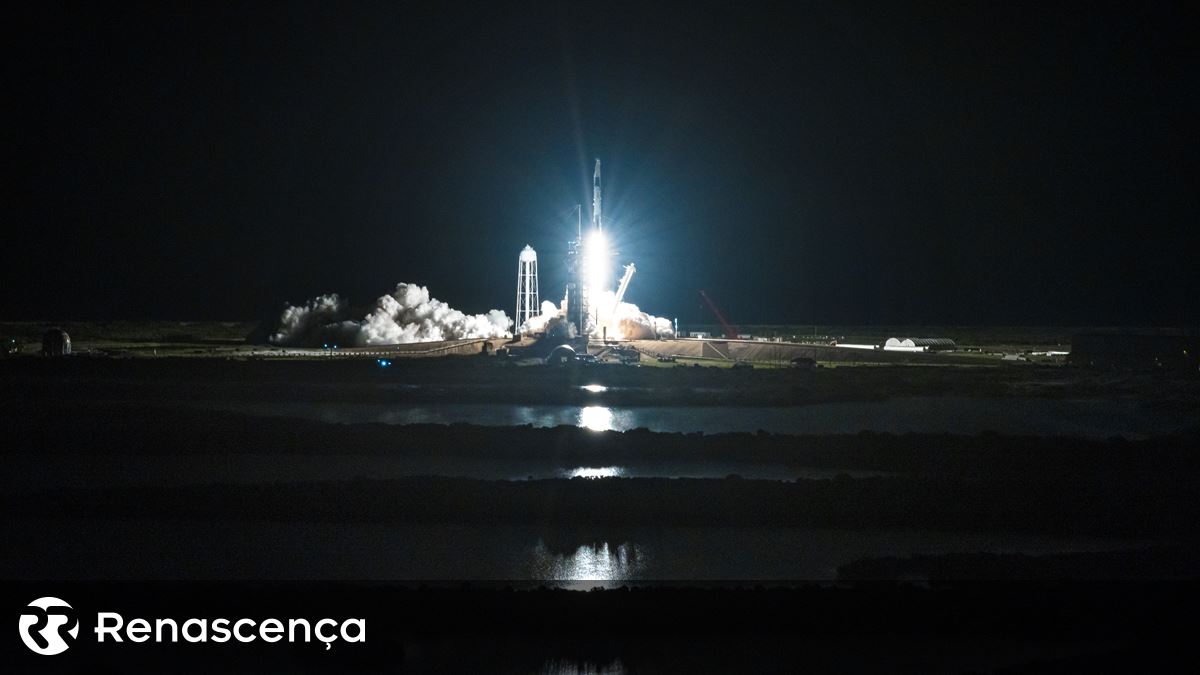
[579,384,609,393]
[578,406,614,431]
[530,541,646,582]
[563,466,626,479]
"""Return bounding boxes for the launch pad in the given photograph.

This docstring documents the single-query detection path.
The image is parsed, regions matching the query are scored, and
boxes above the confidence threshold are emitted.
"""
[516,158,673,347]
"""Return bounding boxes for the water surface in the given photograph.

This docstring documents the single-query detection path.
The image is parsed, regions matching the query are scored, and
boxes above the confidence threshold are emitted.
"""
[194,396,1191,439]
[1,518,1151,584]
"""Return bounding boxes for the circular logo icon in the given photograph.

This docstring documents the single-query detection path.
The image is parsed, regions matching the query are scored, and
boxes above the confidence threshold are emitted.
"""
[18,597,79,655]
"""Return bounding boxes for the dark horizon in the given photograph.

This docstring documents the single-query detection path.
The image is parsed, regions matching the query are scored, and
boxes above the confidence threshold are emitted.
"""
[6,2,1196,326]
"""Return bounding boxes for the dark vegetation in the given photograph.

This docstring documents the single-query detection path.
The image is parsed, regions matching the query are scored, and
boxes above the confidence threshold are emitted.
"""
[11,472,1196,541]
[838,547,1199,581]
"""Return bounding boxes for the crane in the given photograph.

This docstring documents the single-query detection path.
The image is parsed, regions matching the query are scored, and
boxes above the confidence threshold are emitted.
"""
[612,263,635,310]
[599,264,636,341]
[698,290,739,340]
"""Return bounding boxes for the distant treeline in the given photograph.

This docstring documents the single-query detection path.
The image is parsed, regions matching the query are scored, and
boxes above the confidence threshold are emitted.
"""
[10,471,1197,540]
[0,320,257,343]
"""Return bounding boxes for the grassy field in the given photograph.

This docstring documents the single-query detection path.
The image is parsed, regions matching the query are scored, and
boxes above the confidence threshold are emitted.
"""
[2,320,1185,368]
[676,324,1180,349]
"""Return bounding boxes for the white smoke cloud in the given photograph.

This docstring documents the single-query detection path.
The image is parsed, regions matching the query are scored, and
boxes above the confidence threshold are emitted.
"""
[595,290,675,340]
[358,283,511,345]
[269,293,359,346]
[518,300,576,338]
[612,305,675,340]
[269,283,512,347]
[518,292,674,340]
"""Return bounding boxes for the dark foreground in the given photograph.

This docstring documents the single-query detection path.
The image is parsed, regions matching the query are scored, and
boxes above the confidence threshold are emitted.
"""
[4,356,1198,671]
[5,405,1198,581]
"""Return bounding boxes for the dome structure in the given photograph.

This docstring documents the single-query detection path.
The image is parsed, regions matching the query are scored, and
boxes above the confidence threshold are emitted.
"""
[546,344,576,365]
[42,328,72,356]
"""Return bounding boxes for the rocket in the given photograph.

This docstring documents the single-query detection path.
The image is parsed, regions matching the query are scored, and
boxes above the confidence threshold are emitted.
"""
[591,158,602,233]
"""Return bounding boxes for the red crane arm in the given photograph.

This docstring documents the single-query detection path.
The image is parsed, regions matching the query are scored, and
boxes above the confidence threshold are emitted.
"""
[698,290,739,339]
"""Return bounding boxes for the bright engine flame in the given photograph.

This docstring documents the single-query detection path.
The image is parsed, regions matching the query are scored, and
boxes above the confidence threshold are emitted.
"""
[584,229,609,299]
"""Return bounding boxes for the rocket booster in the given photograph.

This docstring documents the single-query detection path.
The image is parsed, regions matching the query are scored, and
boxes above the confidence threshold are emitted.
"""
[591,158,602,233]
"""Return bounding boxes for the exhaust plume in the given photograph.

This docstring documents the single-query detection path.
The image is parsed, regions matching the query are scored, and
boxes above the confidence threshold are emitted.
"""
[519,300,577,339]
[596,290,675,340]
[519,293,674,340]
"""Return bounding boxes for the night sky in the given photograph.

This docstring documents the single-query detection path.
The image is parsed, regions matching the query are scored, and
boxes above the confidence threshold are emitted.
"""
[6,2,1196,325]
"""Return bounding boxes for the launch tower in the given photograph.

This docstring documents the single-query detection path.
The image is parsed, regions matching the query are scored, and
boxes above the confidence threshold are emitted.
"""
[565,158,608,339]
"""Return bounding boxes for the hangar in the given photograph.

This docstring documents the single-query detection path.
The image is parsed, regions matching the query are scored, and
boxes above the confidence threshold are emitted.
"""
[884,337,957,351]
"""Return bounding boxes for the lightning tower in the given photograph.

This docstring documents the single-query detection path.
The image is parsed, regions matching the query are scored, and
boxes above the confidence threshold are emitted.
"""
[515,245,539,331]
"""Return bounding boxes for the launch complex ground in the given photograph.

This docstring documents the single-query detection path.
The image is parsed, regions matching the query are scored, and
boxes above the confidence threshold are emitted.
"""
[1,319,1078,365]
[3,320,1196,412]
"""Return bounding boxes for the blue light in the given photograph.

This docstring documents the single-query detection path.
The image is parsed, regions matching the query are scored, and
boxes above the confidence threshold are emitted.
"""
[377,359,391,368]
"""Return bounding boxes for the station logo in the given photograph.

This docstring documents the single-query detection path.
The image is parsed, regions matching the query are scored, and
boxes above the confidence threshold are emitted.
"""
[18,597,79,655]
[16,597,364,654]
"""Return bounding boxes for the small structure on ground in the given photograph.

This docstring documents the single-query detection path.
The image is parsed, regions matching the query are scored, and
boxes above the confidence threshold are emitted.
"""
[42,328,72,356]
[546,344,577,366]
